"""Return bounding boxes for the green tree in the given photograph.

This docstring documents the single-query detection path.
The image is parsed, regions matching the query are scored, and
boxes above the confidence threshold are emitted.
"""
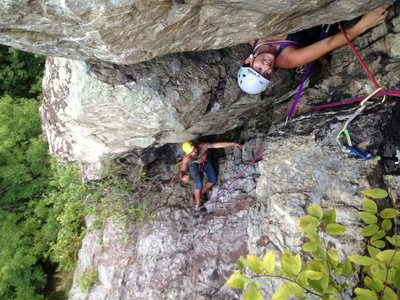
[0,45,45,98]
[0,95,51,207]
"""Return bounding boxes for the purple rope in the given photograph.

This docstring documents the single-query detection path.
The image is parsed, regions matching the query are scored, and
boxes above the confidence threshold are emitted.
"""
[287,61,314,120]
[286,29,327,121]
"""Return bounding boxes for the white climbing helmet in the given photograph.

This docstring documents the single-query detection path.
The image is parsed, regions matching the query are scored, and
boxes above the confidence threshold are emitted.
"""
[237,66,270,95]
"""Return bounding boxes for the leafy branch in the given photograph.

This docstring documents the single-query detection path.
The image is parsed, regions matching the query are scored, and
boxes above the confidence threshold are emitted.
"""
[226,188,400,300]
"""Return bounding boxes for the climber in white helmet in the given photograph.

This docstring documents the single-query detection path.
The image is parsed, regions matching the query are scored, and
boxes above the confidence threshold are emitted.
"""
[180,141,242,211]
[237,4,390,95]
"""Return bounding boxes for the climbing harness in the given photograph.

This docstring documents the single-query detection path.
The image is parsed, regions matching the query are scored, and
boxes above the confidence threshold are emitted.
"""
[200,148,266,209]
[286,24,331,122]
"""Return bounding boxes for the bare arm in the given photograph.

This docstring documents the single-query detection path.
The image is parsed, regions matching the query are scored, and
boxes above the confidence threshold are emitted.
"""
[207,141,242,149]
[275,5,389,68]
[179,157,190,183]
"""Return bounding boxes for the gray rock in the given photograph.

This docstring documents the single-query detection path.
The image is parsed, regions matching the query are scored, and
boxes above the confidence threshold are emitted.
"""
[0,0,390,64]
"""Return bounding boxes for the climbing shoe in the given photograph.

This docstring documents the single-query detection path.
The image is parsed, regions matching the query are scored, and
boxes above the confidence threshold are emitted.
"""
[201,194,209,204]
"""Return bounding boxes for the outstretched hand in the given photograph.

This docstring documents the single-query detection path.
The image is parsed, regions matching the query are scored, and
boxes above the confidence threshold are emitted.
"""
[181,175,189,183]
[358,4,389,32]
[234,143,243,149]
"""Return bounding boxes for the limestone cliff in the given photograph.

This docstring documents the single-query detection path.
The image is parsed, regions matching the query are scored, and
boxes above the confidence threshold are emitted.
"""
[68,5,400,300]
[0,0,388,64]
[1,1,399,299]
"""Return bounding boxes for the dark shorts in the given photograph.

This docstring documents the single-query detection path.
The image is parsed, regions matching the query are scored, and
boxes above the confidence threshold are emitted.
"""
[188,156,217,190]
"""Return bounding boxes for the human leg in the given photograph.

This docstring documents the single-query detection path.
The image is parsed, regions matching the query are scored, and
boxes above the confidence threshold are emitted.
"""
[202,157,217,196]
[188,163,203,207]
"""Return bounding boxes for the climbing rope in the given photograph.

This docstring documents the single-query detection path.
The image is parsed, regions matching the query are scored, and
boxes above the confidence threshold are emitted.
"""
[308,90,400,111]
[309,22,400,160]
[201,148,266,208]
[286,25,331,122]
[338,23,381,90]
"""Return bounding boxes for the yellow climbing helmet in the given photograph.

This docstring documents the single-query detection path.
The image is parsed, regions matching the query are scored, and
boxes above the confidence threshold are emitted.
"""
[182,141,195,154]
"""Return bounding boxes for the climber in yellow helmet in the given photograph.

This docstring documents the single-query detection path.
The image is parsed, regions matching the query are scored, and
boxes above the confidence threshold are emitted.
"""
[180,141,242,211]
[237,4,390,94]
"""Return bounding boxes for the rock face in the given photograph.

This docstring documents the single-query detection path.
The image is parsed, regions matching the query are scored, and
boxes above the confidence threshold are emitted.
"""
[69,7,400,299]
[0,0,389,64]
[70,149,260,300]
[41,6,400,177]
[40,47,258,166]
[68,103,400,299]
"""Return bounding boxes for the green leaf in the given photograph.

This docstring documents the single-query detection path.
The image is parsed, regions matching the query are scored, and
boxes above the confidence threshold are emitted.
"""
[299,215,319,231]
[304,227,319,240]
[308,278,328,294]
[370,230,386,242]
[262,251,275,274]
[361,224,379,237]
[370,240,386,249]
[272,282,306,300]
[308,203,323,220]
[327,248,339,268]
[393,268,400,288]
[341,259,353,276]
[387,268,396,284]
[306,260,329,293]
[379,208,396,219]
[366,276,384,292]
[281,250,302,275]
[226,270,249,289]
[321,209,336,226]
[302,241,319,253]
[236,256,245,269]
[246,255,262,275]
[361,188,388,199]
[369,264,387,282]
[381,219,392,231]
[386,235,400,247]
[301,270,323,280]
[322,296,340,300]
[363,198,378,214]
[359,212,377,224]
[367,246,381,258]
[348,254,380,266]
[376,250,400,267]
[375,250,395,264]
[326,224,346,235]
[354,288,378,300]
[244,282,262,300]
[381,286,397,300]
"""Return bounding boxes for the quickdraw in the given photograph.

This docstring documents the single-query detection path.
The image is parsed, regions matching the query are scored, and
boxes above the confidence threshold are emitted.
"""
[336,88,384,160]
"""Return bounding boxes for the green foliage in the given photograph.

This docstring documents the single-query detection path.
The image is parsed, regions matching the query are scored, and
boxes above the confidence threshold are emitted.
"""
[0,46,131,299]
[0,211,46,300]
[226,188,400,299]
[0,45,45,98]
[86,161,154,234]
[37,161,91,272]
[79,269,98,292]
[0,95,50,206]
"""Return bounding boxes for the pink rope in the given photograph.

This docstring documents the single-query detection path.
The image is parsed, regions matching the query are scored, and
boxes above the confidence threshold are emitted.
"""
[203,149,266,206]
[339,23,380,89]
[308,23,400,111]
[309,90,400,111]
